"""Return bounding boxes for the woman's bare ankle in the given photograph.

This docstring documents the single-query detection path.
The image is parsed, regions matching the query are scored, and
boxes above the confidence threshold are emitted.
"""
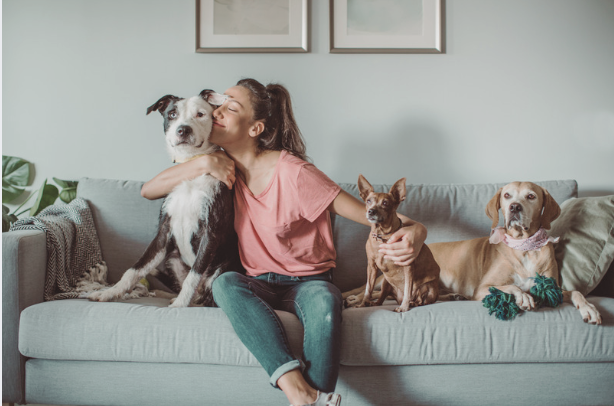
[277,369,318,405]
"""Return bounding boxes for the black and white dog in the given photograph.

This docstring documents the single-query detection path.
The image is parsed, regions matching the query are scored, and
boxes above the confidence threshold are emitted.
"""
[89,89,242,307]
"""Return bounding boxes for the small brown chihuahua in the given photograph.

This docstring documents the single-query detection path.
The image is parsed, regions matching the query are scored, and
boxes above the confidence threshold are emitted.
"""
[354,175,440,312]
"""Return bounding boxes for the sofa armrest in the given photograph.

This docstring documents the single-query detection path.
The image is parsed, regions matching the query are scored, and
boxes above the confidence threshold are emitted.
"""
[2,229,47,404]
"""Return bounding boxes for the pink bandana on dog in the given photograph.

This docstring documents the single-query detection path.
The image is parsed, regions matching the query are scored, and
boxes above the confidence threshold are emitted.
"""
[489,227,559,251]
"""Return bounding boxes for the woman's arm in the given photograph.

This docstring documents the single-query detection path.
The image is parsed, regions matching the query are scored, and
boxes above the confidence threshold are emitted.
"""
[327,189,427,266]
[141,150,235,200]
[327,189,371,226]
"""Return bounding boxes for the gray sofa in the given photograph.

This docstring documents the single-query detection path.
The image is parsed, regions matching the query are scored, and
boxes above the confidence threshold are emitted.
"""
[3,178,614,406]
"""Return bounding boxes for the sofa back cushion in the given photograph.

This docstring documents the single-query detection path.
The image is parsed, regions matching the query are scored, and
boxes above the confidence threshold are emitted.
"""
[77,178,578,290]
[77,178,163,283]
[332,180,578,293]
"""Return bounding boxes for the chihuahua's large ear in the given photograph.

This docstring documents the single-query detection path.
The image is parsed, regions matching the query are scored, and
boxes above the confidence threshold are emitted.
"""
[357,174,374,202]
[146,95,182,115]
[389,178,407,204]
[200,89,228,106]
[485,187,503,229]
[540,187,561,230]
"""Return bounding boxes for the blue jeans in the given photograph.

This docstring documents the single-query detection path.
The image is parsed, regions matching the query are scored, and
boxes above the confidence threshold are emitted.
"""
[212,270,343,392]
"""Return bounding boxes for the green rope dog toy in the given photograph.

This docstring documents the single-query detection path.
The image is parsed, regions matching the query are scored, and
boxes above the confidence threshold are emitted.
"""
[530,273,563,308]
[482,273,563,321]
[482,287,521,321]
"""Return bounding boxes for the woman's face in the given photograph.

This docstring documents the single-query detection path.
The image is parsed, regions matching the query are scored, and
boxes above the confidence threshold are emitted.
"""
[210,85,263,151]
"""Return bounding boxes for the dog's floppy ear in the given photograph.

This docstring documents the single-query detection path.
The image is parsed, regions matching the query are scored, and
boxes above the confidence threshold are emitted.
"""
[146,95,182,115]
[389,178,407,204]
[200,89,228,106]
[540,187,561,230]
[357,174,374,202]
[485,187,503,229]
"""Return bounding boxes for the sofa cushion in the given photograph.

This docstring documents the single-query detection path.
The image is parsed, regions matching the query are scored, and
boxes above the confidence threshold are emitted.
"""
[333,180,578,293]
[549,195,614,295]
[20,297,614,369]
[77,178,163,283]
[78,178,578,293]
[340,298,614,366]
[19,298,304,366]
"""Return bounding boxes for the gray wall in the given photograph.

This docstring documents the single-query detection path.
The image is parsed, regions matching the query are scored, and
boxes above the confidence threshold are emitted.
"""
[3,0,614,200]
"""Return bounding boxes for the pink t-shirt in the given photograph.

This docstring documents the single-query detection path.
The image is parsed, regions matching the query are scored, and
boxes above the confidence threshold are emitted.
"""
[234,150,341,277]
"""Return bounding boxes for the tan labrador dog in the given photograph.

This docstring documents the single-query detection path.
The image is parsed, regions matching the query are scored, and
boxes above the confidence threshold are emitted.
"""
[345,182,602,324]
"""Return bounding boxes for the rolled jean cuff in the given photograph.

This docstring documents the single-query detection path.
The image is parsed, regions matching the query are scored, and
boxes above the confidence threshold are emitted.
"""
[269,359,304,388]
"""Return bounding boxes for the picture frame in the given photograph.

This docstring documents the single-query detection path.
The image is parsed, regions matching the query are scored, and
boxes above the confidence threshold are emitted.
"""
[196,0,309,53]
[329,0,445,54]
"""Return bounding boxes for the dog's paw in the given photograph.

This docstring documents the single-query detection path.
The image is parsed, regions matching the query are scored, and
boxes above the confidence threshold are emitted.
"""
[88,289,119,302]
[168,296,190,308]
[394,305,411,313]
[515,292,536,311]
[168,300,188,308]
[354,300,375,309]
[578,302,602,325]
[344,295,362,308]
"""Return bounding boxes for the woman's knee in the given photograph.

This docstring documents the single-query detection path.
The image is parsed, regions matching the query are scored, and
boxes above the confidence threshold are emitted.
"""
[298,283,343,326]
[213,271,242,288]
[313,282,343,309]
[212,272,246,303]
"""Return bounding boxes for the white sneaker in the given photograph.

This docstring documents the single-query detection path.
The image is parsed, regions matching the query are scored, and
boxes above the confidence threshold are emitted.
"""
[316,391,341,406]
[292,391,341,406]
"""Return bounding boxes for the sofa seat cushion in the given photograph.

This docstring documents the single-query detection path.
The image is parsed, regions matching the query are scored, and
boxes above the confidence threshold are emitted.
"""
[340,298,614,366]
[19,298,304,367]
[20,297,614,368]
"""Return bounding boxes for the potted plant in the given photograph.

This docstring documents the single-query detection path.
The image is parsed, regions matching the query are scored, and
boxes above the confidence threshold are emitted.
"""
[2,155,78,232]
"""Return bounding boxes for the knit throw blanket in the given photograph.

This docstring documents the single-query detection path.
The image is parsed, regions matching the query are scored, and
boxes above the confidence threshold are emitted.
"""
[10,198,108,301]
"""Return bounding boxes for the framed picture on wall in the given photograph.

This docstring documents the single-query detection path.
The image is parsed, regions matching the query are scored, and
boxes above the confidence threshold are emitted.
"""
[330,0,445,54]
[196,0,309,53]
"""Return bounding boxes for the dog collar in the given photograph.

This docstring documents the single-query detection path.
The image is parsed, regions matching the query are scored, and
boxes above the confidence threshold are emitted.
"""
[372,217,404,243]
[489,227,559,251]
[173,154,207,164]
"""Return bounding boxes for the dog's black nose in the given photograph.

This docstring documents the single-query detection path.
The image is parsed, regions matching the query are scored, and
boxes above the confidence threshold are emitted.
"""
[368,209,376,216]
[176,125,192,138]
[509,203,523,213]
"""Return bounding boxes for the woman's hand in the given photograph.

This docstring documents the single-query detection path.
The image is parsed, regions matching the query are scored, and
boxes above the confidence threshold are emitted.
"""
[202,150,236,189]
[378,221,427,266]
[328,190,428,266]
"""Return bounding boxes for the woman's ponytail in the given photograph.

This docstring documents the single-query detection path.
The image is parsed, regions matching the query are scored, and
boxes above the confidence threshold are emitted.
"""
[236,78,308,161]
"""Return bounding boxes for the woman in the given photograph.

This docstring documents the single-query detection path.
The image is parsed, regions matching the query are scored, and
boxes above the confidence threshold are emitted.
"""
[141,78,427,406]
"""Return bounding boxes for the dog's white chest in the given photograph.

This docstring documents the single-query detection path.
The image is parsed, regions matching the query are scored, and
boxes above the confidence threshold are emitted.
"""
[163,175,220,266]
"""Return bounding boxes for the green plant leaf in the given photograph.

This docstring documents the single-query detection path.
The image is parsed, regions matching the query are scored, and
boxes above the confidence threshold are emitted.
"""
[2,205,19,232]
[53,178,78,203]
[3,205,11,232]
[2,156,31,203]
[2,179,25,203]
[3,156,31,186]
[59,188,78,203]
[29,180,59,217]
[52,177,73,188]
